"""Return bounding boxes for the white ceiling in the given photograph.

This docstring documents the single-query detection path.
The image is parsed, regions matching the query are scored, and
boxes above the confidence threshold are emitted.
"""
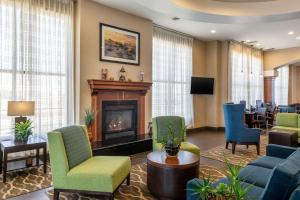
[94,0,300,50]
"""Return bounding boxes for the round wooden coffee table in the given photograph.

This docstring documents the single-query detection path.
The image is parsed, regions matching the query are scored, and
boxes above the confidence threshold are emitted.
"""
[147,150,199,200]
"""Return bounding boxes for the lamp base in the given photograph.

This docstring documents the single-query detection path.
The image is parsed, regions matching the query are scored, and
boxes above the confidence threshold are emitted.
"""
[15,116,27,124]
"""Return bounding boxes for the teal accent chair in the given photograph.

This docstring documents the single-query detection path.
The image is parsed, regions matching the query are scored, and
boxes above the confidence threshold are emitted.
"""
[152,116,200,156]
[48,125,131,200]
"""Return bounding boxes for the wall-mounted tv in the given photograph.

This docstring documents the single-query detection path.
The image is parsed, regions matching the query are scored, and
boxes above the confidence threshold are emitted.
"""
[190,77,214,95]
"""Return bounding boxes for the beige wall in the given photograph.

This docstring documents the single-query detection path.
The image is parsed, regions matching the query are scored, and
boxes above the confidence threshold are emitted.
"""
[75,0,152,130]
[192,39,206,128]
[74,0,231,129]
[289,65,300,104]
[192,41,229,128]
[204,41,229,127]
[264,47,300,70]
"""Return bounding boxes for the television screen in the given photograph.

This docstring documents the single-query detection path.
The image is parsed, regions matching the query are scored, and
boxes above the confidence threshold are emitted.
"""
[190,77,214,95]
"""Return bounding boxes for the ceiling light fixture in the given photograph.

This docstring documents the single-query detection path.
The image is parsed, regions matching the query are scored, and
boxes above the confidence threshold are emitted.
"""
[171,17,180,21]
[211,30,216,34]
[288,31,294,35]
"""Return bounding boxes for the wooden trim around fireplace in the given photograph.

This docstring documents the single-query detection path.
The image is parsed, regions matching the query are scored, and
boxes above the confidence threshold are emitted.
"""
[88,80,152,142]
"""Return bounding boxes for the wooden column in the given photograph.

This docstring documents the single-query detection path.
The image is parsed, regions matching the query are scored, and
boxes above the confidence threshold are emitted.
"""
[87,80,152,142]
[264,77,275,103]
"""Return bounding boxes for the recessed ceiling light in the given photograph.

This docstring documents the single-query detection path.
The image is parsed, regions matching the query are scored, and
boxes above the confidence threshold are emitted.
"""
[288,31,294,35]
[211,30,216,34]
[171,17,180,21]
[296,36,300,40]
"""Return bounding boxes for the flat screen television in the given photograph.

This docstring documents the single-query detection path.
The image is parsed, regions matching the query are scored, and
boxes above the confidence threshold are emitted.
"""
[190,77,214,95]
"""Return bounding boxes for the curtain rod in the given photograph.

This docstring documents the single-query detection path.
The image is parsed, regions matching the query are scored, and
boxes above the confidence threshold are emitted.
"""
[230,40,263,51]
[153,23,194,38]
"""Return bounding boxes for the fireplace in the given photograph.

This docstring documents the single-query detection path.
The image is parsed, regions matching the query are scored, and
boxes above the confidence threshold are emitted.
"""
[102,100,137,141]
[88,79,152,142]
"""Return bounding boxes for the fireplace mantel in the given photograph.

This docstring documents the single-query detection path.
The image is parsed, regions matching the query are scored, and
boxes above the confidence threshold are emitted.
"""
[88,80,152,95]
[87,79,152,142]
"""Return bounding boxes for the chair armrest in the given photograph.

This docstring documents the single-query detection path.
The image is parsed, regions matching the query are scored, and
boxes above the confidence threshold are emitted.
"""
[266,144,297,158]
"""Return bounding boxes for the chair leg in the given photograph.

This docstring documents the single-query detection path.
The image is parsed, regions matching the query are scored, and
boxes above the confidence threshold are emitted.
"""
[53,189,60,200]
[232,142,236,154]
[109,193,114,200]
[256,144,260,155]
[225,142,229,149]
[126,174,130,186]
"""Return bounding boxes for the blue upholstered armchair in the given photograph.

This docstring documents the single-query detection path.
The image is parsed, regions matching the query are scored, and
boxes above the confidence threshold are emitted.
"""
[223,103,260,154]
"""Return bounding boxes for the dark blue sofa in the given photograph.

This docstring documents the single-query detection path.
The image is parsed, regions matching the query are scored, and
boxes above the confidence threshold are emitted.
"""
[187,144,300,200]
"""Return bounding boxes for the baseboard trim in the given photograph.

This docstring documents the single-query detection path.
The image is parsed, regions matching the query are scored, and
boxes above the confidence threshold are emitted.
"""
[187,126,225,133]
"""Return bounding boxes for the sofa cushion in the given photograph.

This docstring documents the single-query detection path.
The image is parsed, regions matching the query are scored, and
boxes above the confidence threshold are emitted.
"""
[67,156,131,192]
[289,185,300,200]
[276,113,298,128]
[212,178,264,200]
[249,156,285,169]
[261,149,300,200]
[238,165,273,188]
[57,126,92,169]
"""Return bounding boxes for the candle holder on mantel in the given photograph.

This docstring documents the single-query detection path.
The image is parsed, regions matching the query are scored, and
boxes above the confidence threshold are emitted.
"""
[119,66,127,81]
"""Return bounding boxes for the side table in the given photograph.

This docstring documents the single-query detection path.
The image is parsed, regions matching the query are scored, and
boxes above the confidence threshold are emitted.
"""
[147,151,199,200]
[0,136,47,183]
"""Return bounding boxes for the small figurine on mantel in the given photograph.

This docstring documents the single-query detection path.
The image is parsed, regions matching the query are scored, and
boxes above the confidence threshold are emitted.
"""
[119,66,127,81]
[101,68,108,80]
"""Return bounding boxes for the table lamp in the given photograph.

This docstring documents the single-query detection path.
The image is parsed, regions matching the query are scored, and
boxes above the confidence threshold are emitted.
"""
[7,101,35,124]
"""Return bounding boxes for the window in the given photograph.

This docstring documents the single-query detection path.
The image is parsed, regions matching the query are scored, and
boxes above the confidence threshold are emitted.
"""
[229,42,264,107]
[0,0,74,138]
[152,27,193,126]
[274,66,289,105]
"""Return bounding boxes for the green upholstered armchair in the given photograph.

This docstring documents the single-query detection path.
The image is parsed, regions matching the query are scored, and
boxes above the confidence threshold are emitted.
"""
[48,125,131,200]
[152,116,200,156]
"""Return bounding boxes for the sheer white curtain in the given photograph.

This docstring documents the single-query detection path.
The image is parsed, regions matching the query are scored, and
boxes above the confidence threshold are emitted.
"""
[274,66,289,105]
[152,26,193,126]
[0,0,74,138]
[228,42,264,107]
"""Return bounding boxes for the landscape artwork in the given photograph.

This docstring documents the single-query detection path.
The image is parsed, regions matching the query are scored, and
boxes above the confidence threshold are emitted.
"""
[100,23,140,65]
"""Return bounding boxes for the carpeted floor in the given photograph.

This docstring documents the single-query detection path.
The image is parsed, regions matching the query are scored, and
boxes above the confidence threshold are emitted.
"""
[1,135,268,200]
[202,135,267,166]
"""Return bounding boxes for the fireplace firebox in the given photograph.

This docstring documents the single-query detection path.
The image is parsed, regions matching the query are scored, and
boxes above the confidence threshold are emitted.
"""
[102,100,138,141]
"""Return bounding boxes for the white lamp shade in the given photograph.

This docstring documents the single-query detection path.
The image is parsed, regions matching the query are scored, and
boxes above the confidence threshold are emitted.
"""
[7,101,35,116]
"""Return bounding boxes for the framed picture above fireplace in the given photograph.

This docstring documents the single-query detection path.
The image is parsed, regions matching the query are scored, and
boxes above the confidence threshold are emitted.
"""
[100,23,140,65]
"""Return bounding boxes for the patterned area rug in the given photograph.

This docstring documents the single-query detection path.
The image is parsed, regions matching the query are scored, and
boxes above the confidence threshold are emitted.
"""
[46,163,227,200]
[0,165,52,199]
[201,135,268,166]
[0,161,226,200]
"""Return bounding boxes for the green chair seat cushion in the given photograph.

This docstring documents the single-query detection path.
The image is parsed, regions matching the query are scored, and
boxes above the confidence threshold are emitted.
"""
[66,156,131,192]
[57,126,92,169]
[276,113,299,128]
[153,142,200,156]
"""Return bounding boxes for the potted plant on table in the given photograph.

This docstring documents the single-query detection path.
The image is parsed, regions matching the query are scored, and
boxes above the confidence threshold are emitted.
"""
[161,122,185,157]
[84,108,96,142]
[14,119,33,143]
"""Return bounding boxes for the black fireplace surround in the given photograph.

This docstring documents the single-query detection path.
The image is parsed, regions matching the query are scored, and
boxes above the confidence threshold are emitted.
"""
[102,100,138,141]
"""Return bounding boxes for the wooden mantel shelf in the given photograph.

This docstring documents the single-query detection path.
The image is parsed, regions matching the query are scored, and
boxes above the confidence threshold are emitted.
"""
[87,79,152,95]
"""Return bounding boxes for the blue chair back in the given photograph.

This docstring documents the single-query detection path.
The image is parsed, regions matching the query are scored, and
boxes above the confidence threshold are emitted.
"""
[223,104,245,141]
